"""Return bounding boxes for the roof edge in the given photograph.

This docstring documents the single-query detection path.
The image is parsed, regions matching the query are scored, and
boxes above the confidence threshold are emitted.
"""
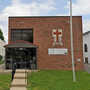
[83,31,90,35]
[9,16,82,18]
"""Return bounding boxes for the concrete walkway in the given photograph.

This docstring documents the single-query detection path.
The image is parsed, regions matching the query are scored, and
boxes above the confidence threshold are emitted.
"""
[84,64,90,73]
[10,69,27,90]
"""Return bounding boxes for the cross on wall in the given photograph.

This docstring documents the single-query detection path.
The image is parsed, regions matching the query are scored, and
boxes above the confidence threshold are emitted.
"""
[53,29,62,42]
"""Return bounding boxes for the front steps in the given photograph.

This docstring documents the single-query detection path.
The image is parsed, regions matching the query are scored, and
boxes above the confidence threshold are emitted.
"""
[10,69,27,90]
[14,73,26,79]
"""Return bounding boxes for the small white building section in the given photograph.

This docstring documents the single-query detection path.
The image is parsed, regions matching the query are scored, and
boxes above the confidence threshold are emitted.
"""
[83,31,90,64]
[0,39,6,60]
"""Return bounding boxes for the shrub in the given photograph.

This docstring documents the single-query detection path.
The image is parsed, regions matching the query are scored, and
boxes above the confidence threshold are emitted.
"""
[0,55,3,61]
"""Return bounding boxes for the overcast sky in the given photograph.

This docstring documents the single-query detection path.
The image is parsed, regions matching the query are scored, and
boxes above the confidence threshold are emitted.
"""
[0,0,90,42]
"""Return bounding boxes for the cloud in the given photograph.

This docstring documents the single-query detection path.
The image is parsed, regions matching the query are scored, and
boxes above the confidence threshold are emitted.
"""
[3,0,56,16]
[66,0,90,15]
[0,0,56,42]
[65,0,90,33]
[83,20,90,33]
[57,13,69,16]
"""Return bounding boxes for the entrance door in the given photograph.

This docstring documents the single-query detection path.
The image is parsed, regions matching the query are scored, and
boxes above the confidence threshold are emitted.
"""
[13,48,37,69]
[14,49,27,69]
[6,48,37,69]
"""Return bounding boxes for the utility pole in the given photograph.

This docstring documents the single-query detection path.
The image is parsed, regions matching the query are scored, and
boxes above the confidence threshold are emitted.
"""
[70,0,76,82]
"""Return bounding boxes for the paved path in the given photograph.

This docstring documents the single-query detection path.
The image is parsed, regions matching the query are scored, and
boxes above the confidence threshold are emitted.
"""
[10,69,27,90]
[84,64,90,73]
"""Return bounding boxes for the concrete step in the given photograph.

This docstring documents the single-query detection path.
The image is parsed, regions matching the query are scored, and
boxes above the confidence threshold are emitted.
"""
[14,73,27,79]
[10,87,27,90]
[10,69,27,90]
[11,79,27,87]
[16,69,27,73]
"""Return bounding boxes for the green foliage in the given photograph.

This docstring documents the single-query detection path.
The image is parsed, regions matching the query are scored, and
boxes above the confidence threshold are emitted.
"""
[28,70,90,90]
[0,55,4,64]
[0,28,4,41]
[0,55,3,61]
[0,60,4,64]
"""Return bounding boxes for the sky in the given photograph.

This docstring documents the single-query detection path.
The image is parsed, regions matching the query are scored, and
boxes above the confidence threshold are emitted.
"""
[0,0,90,42]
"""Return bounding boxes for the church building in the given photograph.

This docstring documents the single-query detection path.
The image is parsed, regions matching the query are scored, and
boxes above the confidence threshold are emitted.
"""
[5,16,84,70]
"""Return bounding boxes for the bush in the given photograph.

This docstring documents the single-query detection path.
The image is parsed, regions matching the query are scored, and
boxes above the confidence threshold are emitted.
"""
[0,55,3,61]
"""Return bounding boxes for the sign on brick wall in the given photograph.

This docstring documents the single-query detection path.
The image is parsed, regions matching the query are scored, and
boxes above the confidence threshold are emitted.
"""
[48,48,68,55]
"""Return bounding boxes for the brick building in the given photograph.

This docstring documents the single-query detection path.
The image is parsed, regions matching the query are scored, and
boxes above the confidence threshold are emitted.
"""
[5,16,84,70]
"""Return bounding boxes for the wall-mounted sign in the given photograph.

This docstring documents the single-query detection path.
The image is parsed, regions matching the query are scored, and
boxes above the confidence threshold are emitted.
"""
[52,29,63,46]
[48,48,68,55]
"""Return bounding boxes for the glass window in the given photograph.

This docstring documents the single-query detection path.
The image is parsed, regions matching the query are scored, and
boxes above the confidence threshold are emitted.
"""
[84,44,88,52]
[11,29,33,43]
[85,57,88,64]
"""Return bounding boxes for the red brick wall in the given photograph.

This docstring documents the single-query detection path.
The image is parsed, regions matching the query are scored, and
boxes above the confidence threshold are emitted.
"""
[8,16,84,70]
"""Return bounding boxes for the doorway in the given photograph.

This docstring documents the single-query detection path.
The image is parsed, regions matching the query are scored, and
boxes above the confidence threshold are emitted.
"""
[6,48,37,69]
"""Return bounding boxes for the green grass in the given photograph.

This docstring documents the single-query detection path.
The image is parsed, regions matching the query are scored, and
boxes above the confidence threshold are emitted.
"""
[0,60,4,64]
[27,70,90,90]
[0,74,11,90]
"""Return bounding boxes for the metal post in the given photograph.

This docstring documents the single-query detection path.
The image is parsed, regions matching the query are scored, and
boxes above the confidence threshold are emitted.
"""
[25,48,27,84]
[70,0,76,82]
[11,48,13,81]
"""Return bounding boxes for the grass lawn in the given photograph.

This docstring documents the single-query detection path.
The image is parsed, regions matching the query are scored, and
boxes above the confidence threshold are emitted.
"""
[0,73,11,90]
[27,70,90,90]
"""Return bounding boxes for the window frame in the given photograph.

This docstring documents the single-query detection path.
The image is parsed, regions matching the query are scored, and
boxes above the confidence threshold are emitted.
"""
[11,29,33,43]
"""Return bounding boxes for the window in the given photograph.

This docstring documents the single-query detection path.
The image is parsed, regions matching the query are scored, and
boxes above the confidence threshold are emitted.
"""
[84,44,88,52]
[85,57,88,64]
[11,29,33,43]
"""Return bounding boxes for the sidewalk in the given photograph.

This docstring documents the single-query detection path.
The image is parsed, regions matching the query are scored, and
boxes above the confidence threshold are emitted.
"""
[84,64,90,73]
[10,69,27,90]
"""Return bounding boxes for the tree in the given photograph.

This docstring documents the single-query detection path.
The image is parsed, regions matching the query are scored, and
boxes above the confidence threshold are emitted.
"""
[0,28,4,41]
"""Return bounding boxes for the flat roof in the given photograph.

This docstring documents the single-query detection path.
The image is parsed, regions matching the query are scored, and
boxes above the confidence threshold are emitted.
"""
[9,16,82,18]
